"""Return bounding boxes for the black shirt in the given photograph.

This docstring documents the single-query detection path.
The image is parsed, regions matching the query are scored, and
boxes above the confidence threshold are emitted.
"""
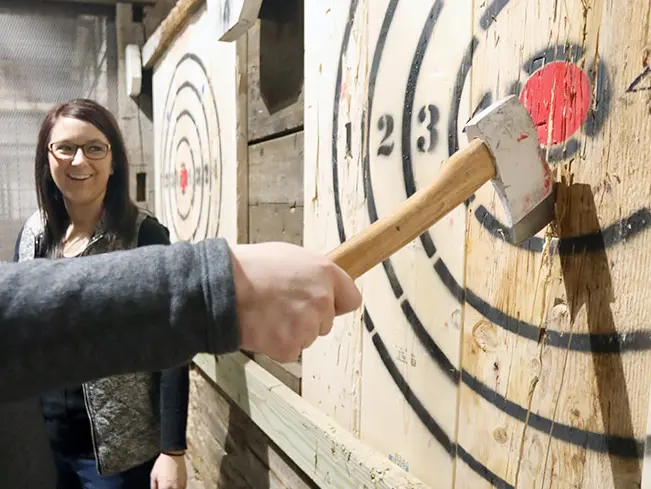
[38,216,190,458]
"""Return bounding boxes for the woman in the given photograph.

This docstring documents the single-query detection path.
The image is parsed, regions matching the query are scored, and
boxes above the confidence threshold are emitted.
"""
[15,98,189,489]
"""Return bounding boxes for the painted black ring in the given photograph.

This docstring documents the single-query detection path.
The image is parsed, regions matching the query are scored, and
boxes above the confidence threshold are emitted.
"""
[331,0,643,473]
[414,4,651,354]
[447,5,650,254]
[389,0,643,460]
[161,93,206,240]
[174,137,195,221]
[159,54,223,241]
[396,0,644,459]
[331,1,513,486]
[462,43,609,166]
[163,110,206,241]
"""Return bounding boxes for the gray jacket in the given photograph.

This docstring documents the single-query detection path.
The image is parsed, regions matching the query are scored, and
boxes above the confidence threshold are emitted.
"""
[17,209,166,475]
[0,231,239,487]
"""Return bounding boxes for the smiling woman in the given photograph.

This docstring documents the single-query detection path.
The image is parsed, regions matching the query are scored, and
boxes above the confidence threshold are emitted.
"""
[46,119,115,256]
[33,99,138,258]
[14,98,190,489]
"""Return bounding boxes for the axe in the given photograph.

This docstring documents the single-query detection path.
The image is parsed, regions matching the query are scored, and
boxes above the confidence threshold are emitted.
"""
[328,95,555,279]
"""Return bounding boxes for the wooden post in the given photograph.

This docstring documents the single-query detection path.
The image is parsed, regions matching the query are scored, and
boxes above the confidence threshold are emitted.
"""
[115,4,155,210]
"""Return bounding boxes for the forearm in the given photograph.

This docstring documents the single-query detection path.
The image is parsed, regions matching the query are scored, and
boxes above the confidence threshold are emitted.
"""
[160,363,190,451]
[0,238,240,402]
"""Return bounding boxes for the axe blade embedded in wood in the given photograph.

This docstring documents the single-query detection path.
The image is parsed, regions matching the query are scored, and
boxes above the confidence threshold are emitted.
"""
[328,95,555,280]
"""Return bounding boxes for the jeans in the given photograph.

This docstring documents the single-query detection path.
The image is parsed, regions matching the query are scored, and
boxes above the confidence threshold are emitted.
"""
[53,451,156,489]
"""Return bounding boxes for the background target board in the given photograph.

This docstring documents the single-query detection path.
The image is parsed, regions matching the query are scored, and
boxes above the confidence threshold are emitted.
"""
[303,1,651,488]
[152,3,240,244]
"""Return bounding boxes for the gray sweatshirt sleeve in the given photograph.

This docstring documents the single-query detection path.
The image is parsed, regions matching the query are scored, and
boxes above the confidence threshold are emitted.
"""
[0,237,240,402]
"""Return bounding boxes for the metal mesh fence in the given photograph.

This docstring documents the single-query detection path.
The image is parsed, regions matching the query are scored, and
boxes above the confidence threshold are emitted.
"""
[0,1,118,260]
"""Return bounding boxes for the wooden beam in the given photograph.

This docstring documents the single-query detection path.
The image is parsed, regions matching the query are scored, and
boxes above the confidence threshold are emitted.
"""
[142,0,204,69]
[252,354,302,394]
[193,352,431,489]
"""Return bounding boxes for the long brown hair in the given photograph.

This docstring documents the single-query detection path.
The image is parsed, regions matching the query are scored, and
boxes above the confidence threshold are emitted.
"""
[35,98,138,251]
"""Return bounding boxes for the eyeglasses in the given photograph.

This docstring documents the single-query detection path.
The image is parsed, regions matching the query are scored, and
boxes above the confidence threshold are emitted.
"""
[48,141,111,161]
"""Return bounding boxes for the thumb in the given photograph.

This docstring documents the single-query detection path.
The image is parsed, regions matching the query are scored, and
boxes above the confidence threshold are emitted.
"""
[329,262,362,315]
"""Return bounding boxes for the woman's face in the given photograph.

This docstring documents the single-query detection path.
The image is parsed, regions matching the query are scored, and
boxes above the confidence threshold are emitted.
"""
[48,116,113,209]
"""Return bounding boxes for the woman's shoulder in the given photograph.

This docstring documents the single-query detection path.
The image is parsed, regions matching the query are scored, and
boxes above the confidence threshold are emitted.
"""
[136,210,171,246]
[14,210,46,261]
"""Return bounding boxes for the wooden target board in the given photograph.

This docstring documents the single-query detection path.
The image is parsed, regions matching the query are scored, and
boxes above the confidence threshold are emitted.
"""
[152,3,239,244]
[304,0,651,488]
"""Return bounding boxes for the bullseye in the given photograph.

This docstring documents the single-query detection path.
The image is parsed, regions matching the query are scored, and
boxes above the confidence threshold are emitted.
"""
[520,61,591,146]
[158,53,223,242]
[179,165,188,194]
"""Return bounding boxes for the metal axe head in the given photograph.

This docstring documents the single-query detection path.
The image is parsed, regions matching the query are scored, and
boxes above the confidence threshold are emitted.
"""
[463,95,555,244]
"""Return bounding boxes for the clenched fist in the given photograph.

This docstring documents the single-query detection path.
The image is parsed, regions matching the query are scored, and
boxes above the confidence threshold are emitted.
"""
[230,242,362,363]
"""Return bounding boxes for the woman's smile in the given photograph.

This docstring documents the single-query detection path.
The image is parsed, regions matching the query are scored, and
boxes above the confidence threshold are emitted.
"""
[67,173,94,182]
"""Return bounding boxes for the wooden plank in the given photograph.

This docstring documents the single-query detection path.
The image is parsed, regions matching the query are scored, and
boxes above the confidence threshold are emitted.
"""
[456,1,651,489]
[193,352,431,489]
[353,2,470,487]
[142,0,204,70]
[142,0,177,40]
[247,9,304,142]
[303,1,470,487]
[248,131,303,246]
[252,355,302,395]
[151,2,242,244]
[301,0,367,440]
[248,132,304,206]
[249,204,303,246]
[235,34,249,244]
[187,367,316,489]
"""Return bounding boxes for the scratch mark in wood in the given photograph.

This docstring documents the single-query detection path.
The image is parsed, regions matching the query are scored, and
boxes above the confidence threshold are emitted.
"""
[514,374,540,488]
[627,66,651,93]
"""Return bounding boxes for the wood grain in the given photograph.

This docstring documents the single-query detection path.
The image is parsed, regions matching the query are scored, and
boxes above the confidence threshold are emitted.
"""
[301,0,367,437]
[248,132,304,206]
[187,366,316,489]
[249,204,303,245]
[456,1,651,488]
[193,352,431,489]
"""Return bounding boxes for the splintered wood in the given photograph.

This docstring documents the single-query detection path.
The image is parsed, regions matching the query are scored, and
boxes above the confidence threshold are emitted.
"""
[303,0,651,488]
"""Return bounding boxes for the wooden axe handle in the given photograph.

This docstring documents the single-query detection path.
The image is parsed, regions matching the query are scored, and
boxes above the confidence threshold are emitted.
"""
[327,138,495,280]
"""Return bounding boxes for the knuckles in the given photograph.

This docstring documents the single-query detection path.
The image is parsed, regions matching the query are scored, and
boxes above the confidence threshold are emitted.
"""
[310,289,332,314]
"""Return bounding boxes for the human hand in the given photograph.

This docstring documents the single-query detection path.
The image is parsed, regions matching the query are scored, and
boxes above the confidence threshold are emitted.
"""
[230,242,362,363]
[150,452,187,489]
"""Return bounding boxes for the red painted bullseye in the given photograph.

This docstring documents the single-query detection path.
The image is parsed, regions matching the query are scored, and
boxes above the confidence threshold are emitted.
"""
[520,61,591,146]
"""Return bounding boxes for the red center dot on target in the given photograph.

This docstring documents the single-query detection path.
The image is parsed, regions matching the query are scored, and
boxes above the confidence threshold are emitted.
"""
[519,61,591,146]
[179,166,188,193]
